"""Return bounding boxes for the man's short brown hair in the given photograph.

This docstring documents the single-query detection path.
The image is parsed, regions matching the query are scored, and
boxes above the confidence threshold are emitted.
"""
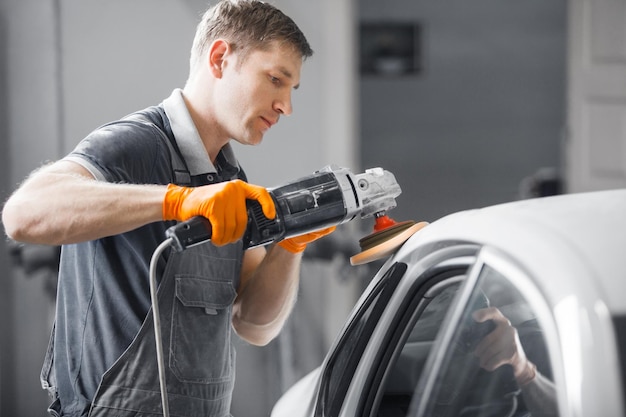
[189,0,313,74]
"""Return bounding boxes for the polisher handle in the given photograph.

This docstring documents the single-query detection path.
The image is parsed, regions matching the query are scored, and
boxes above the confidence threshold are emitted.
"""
[165,216,213,252]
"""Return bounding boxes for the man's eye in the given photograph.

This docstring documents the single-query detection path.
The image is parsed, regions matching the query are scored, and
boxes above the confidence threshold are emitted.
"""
[270,76,280,84]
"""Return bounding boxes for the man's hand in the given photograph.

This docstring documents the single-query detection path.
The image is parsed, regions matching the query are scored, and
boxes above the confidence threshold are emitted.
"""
[163,180,275,246]
[277,226,336,254]
[472,307,536,385]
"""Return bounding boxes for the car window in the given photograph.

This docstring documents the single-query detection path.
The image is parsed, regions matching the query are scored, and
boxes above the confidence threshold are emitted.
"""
[414,263,559,417]
[316,262,407,417]
[374,278,464,416]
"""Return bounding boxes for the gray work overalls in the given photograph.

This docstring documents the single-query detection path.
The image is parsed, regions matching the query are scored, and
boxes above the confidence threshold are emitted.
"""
[41,111,245,417]
[87,241,243,417]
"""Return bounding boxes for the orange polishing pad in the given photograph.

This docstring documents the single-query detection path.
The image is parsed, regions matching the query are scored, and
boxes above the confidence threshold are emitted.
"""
[350,218,428,266]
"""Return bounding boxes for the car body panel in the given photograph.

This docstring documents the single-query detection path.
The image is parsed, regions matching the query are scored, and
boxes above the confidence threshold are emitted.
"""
[272,367,320,417]
[400,189,626,315]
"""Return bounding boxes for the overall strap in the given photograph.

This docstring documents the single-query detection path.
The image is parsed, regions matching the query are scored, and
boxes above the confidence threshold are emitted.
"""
[159,128,192,186]
[124,111,192,186]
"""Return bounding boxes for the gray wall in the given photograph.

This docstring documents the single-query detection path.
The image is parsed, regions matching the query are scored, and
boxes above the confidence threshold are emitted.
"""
[1,1,62,415]
[0,7,11,415]
[359,0,566,223]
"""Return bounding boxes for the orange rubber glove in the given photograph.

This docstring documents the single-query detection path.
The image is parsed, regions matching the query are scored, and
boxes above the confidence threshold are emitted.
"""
[278,226,337,254]
[163,180,276,246]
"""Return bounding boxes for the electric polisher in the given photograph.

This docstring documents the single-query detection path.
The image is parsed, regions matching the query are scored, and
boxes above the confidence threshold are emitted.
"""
[166,165,425,261]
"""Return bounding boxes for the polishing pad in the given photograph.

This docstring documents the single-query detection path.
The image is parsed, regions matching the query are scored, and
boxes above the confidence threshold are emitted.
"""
[350,221,429,266]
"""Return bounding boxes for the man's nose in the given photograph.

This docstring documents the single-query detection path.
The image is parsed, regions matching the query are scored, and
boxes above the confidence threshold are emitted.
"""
[274,91,293,116]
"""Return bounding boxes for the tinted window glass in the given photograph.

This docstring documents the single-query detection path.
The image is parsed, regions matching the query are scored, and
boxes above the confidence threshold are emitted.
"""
[421,264,558,417]
[376,280,463,416]
[316,262,407,417]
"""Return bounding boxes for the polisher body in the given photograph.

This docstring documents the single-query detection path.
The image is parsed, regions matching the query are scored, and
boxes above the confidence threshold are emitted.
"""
[166,165,403,252]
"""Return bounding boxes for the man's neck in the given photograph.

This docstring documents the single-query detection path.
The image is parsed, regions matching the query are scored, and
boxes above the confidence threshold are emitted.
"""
[181,86,229,163]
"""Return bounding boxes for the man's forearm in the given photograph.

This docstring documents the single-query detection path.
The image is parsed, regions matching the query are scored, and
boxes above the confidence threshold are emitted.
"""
[2,161,165,245]
[232,244,302,346]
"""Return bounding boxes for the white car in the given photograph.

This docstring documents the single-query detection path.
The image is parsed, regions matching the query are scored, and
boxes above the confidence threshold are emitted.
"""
[272,189,626,417]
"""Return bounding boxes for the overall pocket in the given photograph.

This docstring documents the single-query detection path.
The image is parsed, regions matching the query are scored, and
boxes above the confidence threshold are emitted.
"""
[170,275,237,383]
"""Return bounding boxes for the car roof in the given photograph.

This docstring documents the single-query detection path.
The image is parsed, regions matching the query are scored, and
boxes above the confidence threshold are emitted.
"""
[396,188,626,314]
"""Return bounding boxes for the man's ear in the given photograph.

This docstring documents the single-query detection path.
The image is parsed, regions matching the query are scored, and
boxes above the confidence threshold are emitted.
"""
[207,39,230,78]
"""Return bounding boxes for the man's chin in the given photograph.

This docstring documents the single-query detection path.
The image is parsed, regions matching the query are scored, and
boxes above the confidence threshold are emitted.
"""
[234,134,264,147]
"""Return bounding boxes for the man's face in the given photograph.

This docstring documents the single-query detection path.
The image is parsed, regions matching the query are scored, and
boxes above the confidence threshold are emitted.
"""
[214,42,303,146]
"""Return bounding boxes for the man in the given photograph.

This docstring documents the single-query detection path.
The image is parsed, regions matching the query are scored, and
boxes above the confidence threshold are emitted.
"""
[1,1,333,416]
